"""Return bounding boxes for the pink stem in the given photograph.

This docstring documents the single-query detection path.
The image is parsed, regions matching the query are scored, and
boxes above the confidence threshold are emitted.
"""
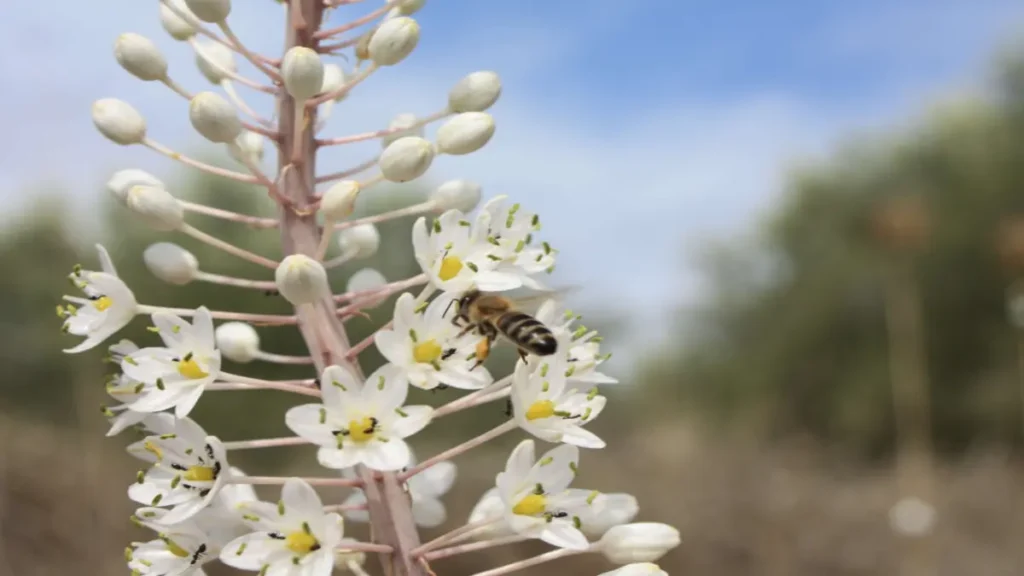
[411,518,501,556]
[180,201,278,228]
[179,223,280,269]
[143,139,259,184]
[136,304,297,325]
[400,420,518,482]
[333,274,428,302]
[230,476,362,487]
[333,202,436,231]
[254,350,317,364]
[222,437,313,450]
[468,549,584,576]
[323,503,369,512]
[314,1,398,39]
[337,542,395,554]
[434,376,512,418]
[318,111,449,146]
[217,21,283,81]
[187,37,278,93]
[423,535,529,562]
[315,157,378,184]
[195,271,278,290]
[308,65,377,107]
[344,320,391,359]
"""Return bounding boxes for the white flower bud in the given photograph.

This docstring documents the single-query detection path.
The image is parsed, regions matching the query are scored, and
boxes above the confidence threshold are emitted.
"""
[215,322,261,363]
[396,0,426,15]
[143,242,199,285]
[368,17,420,66]
[436,112,494,155]
[189,92,242,143]
[338,223,380,259]
[598,564,668,576]
[92,99,146,145]
[160,0,199,41]
[194,40,236,84]
[379,136,435,182]
[599,523,680,565]
[282,47,325,101]
[108,169,164,204]
[275,255,331,306]
[320,181,360,221]
[888,497,937,538]
[321,63,348,101]
[449,71,501,113]
[355,29,374,62]
[430,179,481,212]
[346,268,387,295]
[228,131,265,165]
[582,493,640,538]
[184,0,230,23]
[380,113,423,149]
[125,185,185,231]
[114,33,168,82]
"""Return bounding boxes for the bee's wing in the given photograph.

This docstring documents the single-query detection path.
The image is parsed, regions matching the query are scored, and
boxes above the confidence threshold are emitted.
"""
[504,286,581,315]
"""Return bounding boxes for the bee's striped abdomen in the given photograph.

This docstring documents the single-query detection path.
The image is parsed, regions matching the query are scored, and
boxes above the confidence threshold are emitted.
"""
[496,312,558,356]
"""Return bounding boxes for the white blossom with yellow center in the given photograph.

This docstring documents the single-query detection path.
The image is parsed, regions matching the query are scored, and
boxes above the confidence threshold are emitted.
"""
[127,504,243,576]
[121,307,222,419]
[412,205,524,294]
[533,300,618,385]
[60,244,138,353]
[285,363,434,471]
[102,339,150,437]
[496,439,600,550]
[375,292,493,390]
[511,356,608,449]
[220,478,344,576]
[477,195,557,289]
[127,416,230,525]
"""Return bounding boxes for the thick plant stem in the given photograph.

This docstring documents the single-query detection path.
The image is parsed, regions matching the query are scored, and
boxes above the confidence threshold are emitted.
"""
[276,3,426,575]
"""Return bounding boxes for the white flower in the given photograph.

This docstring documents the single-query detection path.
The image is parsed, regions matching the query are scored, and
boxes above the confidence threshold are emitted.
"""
[477,196,556,289]
[341,453,456,528]
[578,493,640,538]
[534,300,617,385]
[375,293,492,390]
[127,416,230,524]
[60,244,138,353]
[598,523,680,564]
[214,322,260,363]
[411,207,522,293]
[597,564,668,576]
[121,307,221,418]
[102,339,149,436]
[511,356,607,448]
[496,439,598,550]
[128,507,223,576]
[220,478,344,576]
[467,487,516,540]
[285,364,433,471]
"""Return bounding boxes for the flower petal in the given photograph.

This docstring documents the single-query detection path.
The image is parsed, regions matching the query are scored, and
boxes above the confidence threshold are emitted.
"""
[374,330,408,365]
[361,364,409,413]
[317,446,364,470]
[411,496,447,528]
[362,438,411,471]
[387,405,433,439]
[219,532,283,570]
[410,460,456,498]
[282,477,324,517]
[539,522,589,550]
[319,364,361,411]
[285,404,338,446]
[174,384,206,418]
[560,426,606,449]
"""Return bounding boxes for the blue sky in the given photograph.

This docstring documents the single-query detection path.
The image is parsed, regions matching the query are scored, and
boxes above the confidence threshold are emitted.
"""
[3,0,1024,354]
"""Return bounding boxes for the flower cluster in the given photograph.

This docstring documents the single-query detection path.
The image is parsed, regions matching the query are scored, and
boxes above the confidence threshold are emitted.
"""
[67,1,679,575]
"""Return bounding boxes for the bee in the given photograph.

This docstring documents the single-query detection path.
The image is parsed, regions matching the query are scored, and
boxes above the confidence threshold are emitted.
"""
[448,289,558,367]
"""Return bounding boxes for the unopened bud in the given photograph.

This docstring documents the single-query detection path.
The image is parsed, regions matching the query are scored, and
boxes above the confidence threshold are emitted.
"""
[189,92,242,143]
[125,185,185,231]
[436,112,494,155]
[215,322,261,363]
[380,113,423,149]
[346,268,388,296]
[320,181,360,221]
[396,0,426,15]
[430,179,481,212]
[321,63,347,101]
[160,0,199,41]
[143,242,199,285]
[92,99,146,146]
[194,40,236,84]
[228,131,265,165]
[449,71,501,113]
[114,33,168,82]
[275,255,331,306]
[379,137,434,182]
[282,47,324,101]
[108,169,164,204]
[598,523,680,565]
[368,17,420,66]
[184,0,231,23]
[338,224,381,259]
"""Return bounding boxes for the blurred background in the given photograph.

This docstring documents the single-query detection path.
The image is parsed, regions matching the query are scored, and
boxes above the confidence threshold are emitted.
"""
[4,0,1024,575]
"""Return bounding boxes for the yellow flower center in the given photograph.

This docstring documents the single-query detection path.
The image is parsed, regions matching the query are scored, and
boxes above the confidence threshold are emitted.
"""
[285,531,319,554]
[183,465,216,482]
[165,540,190,558]
[437,256,463,281]
[93,296,114,312]
[525,400,556,421]
[512,494,547,516]
[413,339,442,364]
[177,357,209,380]
[348,417,377,443]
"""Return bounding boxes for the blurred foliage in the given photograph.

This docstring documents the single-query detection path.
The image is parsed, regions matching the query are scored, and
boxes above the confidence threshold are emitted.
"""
[641,56,1024,458]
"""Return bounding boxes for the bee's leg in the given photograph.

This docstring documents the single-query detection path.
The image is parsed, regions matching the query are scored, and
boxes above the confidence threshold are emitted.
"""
[470,328,496,371]
[456,323,477,338]
[516,348,529,363]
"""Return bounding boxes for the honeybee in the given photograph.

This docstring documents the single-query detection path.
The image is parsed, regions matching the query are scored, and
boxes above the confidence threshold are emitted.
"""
[448,289,560,368]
